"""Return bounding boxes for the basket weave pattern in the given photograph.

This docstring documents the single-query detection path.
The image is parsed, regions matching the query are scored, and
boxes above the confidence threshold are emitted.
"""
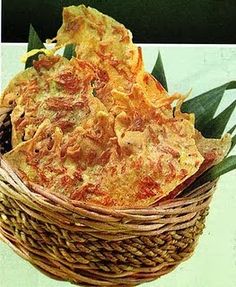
[0,109,215,286]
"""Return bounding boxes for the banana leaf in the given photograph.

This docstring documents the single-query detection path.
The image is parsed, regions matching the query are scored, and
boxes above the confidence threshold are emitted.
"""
[184,156,236,192]
[151,51,168,91]
[228,124,236,135]
[201,99,236,139]
[181,81,236,132]
[25,24,46,69]
[63,43,76,59]
[227,125,236,153]
[229,135,236,153]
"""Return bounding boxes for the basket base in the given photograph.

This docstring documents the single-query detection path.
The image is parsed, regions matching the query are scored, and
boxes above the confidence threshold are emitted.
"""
[0,203,208,286]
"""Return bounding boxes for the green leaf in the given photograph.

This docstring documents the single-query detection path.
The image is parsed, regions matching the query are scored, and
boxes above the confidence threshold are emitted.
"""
[229,134,236,153]
[201,99,236,138]
[228,124,236,135]
[185,155,236,191]
[181,81,236,132]
[151,51,168,91]
[63,43,76,60]
[25,24,46,69]
[227,124,236,154]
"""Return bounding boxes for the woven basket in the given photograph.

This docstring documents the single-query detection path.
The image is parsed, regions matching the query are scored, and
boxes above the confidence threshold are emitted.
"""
[0,108,216,286]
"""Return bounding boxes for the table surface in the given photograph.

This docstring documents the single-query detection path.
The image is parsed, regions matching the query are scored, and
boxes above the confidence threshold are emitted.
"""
[0,44,236,287]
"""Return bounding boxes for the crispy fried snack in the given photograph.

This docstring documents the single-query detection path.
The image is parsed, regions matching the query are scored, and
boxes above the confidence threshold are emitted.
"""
[1,5,231,208]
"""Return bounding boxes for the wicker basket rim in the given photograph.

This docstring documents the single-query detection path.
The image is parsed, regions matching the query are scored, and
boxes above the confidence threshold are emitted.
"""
[0,157,216,216]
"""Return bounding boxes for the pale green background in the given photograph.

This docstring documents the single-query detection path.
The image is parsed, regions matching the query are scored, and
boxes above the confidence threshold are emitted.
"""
[0,44,236,287]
